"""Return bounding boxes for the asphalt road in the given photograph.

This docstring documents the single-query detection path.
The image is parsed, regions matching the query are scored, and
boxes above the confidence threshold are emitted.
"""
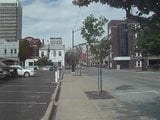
[0,70,56,120]
[81,67,160,120]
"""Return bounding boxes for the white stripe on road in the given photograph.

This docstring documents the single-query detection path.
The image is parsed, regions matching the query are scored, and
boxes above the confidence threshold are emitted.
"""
[0,102,47,105]
[0,85,54,88]
[117,90,159,95]
[0,91,51,94]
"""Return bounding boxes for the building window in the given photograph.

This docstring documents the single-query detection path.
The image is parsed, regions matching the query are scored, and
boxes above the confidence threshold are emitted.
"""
[33,45,37,47]
[135,33,138,38]
[29,62,33,66]
[14,49,17,54]
[58,62,61,67]
[59,51,61,56]
[135,52,142,57]
[41,51,44,57]
[138,53,142,57]
[11,49,13,54]
[4,49,7,54]
[136,61,142,67]
[118,24,129,56]
[53,51,56,57]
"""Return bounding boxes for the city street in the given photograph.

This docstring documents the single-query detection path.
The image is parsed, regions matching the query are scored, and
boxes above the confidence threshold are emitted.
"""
[81,67,160,119]
[0,71,56,120]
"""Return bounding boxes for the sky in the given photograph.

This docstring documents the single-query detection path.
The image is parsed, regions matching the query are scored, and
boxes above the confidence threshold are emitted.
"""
[21,0,126,49]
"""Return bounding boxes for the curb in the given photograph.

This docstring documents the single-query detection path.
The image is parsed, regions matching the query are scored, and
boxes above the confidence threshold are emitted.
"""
[41,69,64,120]
[41,81,61,120]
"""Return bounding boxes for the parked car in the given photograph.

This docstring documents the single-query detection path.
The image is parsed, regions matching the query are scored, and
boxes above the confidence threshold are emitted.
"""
[10,65,36,77]
[0,67,9,79]
[0,62,18,78]
[0,67,4,78]
[42,66,54,71]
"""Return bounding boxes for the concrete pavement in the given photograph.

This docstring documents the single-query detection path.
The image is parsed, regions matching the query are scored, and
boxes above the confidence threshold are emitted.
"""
[55,71,154,120]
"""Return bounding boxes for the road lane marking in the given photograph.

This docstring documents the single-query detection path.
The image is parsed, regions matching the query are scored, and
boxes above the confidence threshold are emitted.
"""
[0,102,47,105]
[0,85,55,88]
[0,91,51,94]
[117,90,159,95]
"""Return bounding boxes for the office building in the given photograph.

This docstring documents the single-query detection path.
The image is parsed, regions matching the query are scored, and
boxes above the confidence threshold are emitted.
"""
[107,19,142,69]
[0,0,22,62]
[0,0,22,41]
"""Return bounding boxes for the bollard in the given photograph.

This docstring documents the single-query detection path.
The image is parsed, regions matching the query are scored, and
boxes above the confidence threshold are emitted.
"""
[55,71,58,83]
[57,69,59,80]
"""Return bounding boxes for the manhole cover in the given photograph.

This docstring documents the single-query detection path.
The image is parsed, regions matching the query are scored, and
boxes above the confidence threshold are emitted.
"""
[85,91,114,100]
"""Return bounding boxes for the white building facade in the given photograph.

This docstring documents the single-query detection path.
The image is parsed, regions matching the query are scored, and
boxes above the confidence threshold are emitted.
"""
[39,38,65,67]
[0,0,22,62]
[0,39,19,61]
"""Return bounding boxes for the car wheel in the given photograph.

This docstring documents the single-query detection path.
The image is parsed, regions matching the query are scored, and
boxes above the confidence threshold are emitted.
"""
[24,72,30,77]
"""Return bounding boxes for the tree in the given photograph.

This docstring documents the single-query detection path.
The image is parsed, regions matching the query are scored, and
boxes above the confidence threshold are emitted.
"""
[98,37,110,63]
[65,48,81,66]
[73,0,160,25]
[35,57,53,67]
[136,19,160,56]
[18,40,32,62]
[81,14,108,61]
[73,0,160,65]
[81,15,108,93]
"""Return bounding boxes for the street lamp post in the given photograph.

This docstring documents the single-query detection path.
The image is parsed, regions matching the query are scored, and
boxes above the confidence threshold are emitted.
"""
[72,30,74,49]
[71,28,82,72]
[72,30,75,72]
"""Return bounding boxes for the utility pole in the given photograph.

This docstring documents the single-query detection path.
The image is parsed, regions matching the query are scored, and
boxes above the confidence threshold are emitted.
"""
[71,28,82,73]
[86,44,89,67]
[79,45,82,76]
[72,30,75,72]
[72,30,74,49]
[100,51,103,92]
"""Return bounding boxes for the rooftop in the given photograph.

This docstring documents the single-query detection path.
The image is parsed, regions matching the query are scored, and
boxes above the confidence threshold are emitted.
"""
[0,0,20,3]
[108,19,138,27]
[40,44,65,50]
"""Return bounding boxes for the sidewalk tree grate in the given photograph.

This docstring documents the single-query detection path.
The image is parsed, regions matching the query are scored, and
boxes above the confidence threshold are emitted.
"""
[85,91,114,100]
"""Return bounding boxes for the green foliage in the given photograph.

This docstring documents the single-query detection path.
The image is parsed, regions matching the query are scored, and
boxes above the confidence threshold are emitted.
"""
[65,48,81,66]
[81,15,108,62]
[136,19,160,55]
[35,57,53,66]
[90,38,110,63]
[73,0,160,24]
[18,40,32,62]
[75,0,160,57]
[81,14,108,46]
[99,38,110,61]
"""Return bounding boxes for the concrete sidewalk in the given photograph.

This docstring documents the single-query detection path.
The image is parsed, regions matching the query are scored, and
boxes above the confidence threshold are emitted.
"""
[55,72,151,120]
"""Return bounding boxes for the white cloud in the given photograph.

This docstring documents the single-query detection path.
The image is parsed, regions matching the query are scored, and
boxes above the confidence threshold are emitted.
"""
[22,0,126,48]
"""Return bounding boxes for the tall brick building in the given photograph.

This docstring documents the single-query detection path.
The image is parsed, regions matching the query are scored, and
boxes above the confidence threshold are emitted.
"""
[107,19,142,69]
[21,37,41,58]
